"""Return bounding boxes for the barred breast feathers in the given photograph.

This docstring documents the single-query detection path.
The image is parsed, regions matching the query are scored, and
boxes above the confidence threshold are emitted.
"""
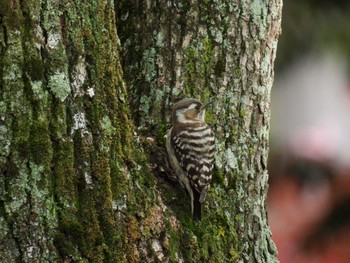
[171,123,215,199]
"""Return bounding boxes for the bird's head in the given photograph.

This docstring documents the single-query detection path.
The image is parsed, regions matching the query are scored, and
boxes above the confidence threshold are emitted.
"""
[171,98,213,125]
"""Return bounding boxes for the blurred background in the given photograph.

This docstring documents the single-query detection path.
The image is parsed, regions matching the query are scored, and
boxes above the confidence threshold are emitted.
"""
[268,0,350,262]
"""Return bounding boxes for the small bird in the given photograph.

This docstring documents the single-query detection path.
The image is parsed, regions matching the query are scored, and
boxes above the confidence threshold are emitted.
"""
[166,98,215,221]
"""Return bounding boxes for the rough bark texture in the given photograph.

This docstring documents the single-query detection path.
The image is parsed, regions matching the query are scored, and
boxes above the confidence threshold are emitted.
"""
[0,0,135,262]
[117,0,282,262]
[0,0,282,262]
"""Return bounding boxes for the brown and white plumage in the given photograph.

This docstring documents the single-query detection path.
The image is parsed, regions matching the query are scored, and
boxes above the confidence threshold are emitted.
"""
[166,98,215,221]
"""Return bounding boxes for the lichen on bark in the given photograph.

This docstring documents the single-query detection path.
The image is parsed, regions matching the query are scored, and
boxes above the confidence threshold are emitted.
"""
[117,0,282,262]
[1,0,282,262]
[1,0,139,262]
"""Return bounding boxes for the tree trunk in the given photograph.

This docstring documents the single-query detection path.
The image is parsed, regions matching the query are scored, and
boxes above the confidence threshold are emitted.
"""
[117,0,282,262]
[1,0,134,262]
[0,0,282,262]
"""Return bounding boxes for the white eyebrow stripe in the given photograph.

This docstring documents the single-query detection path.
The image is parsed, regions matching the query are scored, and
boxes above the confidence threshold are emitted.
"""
[188,103,199,109]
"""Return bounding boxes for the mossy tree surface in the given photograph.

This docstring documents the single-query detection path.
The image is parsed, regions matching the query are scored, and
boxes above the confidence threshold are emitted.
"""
[117,0,282,262]
[0,0,136,262]
[0,0,281,263]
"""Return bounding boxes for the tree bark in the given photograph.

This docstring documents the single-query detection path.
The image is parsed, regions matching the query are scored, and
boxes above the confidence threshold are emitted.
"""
[1,0,133,262]
[0,0,282,262]
[117,1,282,262]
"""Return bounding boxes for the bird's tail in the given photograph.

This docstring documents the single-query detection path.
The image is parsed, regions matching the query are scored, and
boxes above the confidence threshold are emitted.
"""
[192,189,202,221]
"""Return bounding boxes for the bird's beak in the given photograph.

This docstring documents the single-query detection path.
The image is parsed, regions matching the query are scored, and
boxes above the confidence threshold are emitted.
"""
[200,100,213,111]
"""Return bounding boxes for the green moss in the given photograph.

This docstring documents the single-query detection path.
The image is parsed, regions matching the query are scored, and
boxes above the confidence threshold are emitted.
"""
[0,0,152,262]
[202,37,214,64]
[233,68,241,79]
[51,136,81,259]
[156,121,168,144]
[196,191,239,262]
[204,107,215,125]
[12,117,31,159]
[167,228,181,261]
[215,56,226,76]
[183,36,217,99]
[0,1,23,30]
[0,119,11,165]
[25,57,45,82]
[239,108,246,118]
[29,119,52,165]
[0,0,278,261]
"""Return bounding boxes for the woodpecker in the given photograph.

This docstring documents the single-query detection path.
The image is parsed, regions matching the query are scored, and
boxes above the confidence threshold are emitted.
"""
[166,98,215,221]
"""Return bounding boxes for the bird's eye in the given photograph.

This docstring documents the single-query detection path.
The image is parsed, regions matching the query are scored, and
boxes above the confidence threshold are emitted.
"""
[195,105,200,110]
